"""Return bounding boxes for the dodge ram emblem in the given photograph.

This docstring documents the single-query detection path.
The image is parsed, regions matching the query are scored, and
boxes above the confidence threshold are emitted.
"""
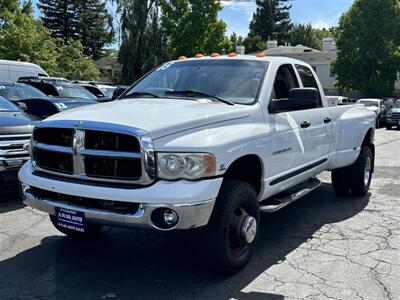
[74,121,81,127]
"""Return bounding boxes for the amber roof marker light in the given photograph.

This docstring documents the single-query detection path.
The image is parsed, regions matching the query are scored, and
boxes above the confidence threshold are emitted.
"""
[195,54,204,58]
[178,56,187,60]
[211,53,220,58]
[228,53,238,57]
[256,53,266,58]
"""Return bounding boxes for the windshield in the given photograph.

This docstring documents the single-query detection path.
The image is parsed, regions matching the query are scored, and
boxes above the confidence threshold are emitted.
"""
[393,101,400,108]
[101,87,116,97]
[358,100,379,107]
[0,84,47,101]
[124,59,268,105]
[55,85,97,100]
[0,97,20,112]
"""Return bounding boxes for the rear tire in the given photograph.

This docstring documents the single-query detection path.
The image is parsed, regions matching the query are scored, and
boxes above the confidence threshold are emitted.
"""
[203,180,259,274]
[348,146,373,196]
[50,215,102,237]
[331,167,351,196]
[331,146,373,197]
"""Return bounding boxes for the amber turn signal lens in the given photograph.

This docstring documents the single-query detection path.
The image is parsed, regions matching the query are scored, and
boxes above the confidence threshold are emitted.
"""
[195,54,204,58]
[228,53,237,57]
[256,53,266,57]
[211,53,220,57]
[178,56,187,60]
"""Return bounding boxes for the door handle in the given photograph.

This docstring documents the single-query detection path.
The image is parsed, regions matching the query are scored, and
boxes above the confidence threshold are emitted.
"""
[324,117,332,124]
[300,121,311,128]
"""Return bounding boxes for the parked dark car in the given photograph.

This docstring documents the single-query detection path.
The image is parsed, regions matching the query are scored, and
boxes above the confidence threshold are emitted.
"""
[386,100,400,130]
[73,81,114,102]
[0,82,97,119]
[0,96,35,192]
[18,77,98,100]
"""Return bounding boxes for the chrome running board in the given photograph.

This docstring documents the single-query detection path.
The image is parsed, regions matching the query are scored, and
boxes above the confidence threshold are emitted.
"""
[260,178,321,213]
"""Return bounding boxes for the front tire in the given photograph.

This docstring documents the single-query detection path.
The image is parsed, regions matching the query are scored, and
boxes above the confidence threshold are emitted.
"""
[50,215,102,237]
[386,125,392,130]
[204,180,259,274]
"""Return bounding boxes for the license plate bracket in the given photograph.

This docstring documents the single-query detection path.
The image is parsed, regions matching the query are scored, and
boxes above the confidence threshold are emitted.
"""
[55,207,86,233]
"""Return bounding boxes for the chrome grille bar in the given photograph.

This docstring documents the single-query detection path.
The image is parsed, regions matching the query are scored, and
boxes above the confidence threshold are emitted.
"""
[31,120,155,185]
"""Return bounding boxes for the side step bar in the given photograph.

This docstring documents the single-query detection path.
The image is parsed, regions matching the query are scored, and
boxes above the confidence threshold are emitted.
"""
[260,178,321,213]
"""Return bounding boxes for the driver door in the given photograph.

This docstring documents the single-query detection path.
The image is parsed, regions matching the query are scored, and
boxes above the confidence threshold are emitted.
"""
[269,64,312,181]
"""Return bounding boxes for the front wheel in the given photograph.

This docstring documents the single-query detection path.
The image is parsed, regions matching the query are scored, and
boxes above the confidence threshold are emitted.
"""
[386,125,392,130]
[203,180,259,274]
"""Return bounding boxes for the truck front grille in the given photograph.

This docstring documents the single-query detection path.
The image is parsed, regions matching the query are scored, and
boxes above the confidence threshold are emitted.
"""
[31,121,155,185]
[391,112,400,120]
[0,134,31,170]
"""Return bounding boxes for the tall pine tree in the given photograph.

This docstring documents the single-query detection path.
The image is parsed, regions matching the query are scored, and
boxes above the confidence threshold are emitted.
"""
[75,0,114,59]
[38,0,114,59]
[38,0,79,44]
[249,0,292,44]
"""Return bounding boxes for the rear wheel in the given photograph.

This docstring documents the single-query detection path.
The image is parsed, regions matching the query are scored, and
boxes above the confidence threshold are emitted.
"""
[203,180,259,274]
[50,215,102,237]
[331,167,351,196]
[331,146,373,197]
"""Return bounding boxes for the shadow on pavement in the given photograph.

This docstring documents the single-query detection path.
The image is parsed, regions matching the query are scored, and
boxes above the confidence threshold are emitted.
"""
[0,183,369,300]
[0,191,25,214]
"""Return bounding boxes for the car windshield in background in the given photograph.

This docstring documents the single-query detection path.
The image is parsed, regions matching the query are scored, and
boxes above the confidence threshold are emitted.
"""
[0,84,47,101]
[55,85,97,100]
[393,101,400,108]
[358,100,379,107]
[102,87,116,97]
[0,97,19,112]
[123,59,268,105]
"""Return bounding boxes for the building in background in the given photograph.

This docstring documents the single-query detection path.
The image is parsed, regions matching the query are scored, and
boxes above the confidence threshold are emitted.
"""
[263,38,339,95]
[95,51,121,84]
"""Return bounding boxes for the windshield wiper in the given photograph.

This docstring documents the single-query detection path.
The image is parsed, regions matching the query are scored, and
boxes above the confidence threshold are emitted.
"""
[120,91,161,99]
[167,90,234,106]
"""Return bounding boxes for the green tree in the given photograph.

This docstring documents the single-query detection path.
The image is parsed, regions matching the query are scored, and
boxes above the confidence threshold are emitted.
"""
[243,35,266,54]
[161,0,229,58]
[0,1,100,80]
[333,0,400,97]
[228,32,244,53]
[0,0,59,74]
[39,0,114,59]
[56,40,100,80]
[115,0,169,84]
[249,0,292,44]
[38,0,79,44]
[289,24,320,50]
[74,0,114,59]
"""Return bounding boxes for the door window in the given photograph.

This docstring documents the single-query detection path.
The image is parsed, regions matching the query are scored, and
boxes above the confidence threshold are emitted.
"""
[271,64,299,101]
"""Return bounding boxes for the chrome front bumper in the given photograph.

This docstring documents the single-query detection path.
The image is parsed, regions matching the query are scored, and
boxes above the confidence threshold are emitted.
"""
[21,184,216,231]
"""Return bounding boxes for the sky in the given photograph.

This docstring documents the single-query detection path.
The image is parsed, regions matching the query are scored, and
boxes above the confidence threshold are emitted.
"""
[32,0,354,41]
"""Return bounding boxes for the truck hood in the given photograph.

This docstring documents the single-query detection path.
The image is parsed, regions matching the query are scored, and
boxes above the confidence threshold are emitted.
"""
[391,108,400,113]
[45,98,252,139]
[0,112,36,135]
[365,106,379,113]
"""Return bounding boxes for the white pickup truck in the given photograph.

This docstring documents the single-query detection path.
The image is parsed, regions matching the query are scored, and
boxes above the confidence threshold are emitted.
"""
[19,55,376,273]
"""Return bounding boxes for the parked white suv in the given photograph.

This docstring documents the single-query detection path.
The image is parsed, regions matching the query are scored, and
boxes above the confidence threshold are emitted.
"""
[19,56,376,273]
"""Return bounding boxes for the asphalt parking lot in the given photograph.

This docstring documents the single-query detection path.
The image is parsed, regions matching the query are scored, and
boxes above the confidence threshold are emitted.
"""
[0,129,399,300]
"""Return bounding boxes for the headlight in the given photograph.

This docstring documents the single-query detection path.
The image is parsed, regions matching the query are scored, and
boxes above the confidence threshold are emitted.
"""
[157,153,216,180]
[387,111,392,116]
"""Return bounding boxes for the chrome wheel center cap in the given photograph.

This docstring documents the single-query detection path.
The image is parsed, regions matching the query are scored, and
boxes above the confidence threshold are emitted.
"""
[241,216,257,244]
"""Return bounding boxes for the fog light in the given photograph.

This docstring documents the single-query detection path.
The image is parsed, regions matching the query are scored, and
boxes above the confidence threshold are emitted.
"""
[151,208,179,230]
[163,209,178,225]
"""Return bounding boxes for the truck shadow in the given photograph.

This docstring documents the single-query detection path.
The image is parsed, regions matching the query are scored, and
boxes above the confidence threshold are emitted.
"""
[0,191,25,214]
[0,183,369,300]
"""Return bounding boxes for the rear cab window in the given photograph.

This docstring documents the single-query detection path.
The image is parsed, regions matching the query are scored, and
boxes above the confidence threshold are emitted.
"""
[295,64,323,107]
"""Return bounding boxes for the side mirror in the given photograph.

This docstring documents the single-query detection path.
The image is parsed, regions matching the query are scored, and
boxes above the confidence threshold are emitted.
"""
[112,87,127,100]
[270,88,319,113]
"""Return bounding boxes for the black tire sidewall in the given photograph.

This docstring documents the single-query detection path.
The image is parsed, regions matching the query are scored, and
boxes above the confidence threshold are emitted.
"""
[205,180,259,274]
[349,146,373,196]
